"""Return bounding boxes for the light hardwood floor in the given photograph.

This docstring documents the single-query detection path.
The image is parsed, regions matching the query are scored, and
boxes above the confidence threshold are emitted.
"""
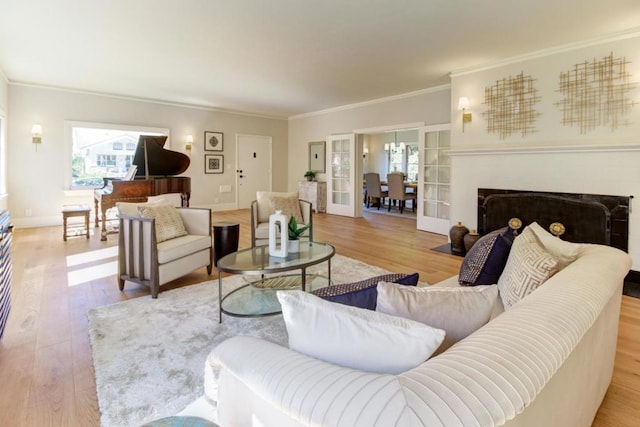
[0,210,638,426]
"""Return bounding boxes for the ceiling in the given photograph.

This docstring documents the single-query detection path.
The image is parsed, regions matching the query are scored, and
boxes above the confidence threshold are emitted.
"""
[1,0,639,118]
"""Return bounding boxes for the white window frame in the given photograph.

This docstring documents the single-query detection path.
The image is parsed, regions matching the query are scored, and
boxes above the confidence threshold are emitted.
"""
[64,121,170,193]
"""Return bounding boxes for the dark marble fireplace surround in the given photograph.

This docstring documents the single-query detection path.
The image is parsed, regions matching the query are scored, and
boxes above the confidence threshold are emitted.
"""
[477,188,638,297]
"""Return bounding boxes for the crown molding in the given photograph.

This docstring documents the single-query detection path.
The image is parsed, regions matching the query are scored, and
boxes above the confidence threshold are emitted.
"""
[8,80,287,121]
[0,67,8,84]
[450,27,640,77]
[288,84,451,120]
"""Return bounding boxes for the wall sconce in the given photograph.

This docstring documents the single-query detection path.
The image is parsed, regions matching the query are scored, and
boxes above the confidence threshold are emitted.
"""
[384,143,390,152]
[31,124,42,151]
[363,147,369,158]
[185,134,193,152]
[458,97,472,132]
[32,124,42,144]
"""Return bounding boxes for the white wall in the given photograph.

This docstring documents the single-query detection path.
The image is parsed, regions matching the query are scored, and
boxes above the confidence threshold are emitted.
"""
[288,87,451,191]
[7,85,288,228]
[449,33,640,268]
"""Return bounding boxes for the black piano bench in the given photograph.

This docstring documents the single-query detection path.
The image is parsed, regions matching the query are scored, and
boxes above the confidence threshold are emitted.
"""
[62,204,91,241]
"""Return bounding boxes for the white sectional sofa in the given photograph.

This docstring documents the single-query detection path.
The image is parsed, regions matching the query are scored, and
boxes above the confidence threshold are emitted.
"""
[207,240,630,426]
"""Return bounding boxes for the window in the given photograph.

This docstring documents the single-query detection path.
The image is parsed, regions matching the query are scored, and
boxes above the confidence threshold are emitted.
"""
[387,143,419,181]
[67,122,169,189]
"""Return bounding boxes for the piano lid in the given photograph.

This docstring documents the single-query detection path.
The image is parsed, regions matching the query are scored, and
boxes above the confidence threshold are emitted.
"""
[133,135,190,177]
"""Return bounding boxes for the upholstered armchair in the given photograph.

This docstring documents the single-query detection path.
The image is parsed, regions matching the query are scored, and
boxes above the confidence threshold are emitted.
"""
[387,172,416,213]
[250,191,312,248]
[117,202,213,298]
[364,172,388,209]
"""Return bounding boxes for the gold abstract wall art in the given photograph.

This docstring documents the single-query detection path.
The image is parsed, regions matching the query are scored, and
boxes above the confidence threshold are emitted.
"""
[483,72,541,139]
[555,52,636,134]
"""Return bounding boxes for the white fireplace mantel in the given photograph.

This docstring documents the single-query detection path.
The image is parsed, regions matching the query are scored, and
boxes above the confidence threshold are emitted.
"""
[447,142,640,157]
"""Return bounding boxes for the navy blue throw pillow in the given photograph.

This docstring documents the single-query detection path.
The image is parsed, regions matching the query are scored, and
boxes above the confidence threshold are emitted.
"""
[311,273,419,310]
[458,227,516,286]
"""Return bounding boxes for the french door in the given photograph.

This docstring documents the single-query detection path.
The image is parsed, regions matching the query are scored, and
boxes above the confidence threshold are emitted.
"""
[326,134,362,217]
[416,124,451,234]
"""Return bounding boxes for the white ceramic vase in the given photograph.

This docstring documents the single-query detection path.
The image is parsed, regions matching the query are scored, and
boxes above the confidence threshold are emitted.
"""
[268,210,288,257]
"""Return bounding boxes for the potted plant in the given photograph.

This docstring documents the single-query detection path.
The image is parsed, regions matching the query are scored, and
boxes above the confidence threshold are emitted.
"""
[304,170,316,181]
[287,216,310,253]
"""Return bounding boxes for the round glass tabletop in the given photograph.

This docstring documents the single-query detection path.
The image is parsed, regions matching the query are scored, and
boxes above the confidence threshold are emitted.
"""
[217,241,335,275]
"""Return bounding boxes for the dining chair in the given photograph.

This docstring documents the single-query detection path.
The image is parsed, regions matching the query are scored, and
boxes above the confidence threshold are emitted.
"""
[364,173,388,209]
[387,173,416,214]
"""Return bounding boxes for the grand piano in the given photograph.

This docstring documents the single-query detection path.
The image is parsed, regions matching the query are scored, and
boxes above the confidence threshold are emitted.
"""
[94,135,191,241]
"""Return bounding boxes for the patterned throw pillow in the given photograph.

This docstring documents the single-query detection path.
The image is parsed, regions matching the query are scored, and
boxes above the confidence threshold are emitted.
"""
[256,191,303,224]
[138,204,188,243]
[142,416,217,427]
[311,273,420,310]
[459,227,516,286]
[497,226,559,310]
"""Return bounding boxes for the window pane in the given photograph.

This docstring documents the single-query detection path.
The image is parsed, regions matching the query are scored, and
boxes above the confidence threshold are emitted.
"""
[71,126,165,188]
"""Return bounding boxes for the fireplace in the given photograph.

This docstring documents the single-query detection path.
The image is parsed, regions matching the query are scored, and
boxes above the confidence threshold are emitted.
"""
[477,188,631,252]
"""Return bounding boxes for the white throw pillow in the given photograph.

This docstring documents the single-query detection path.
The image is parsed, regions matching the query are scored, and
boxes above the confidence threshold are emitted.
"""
[528,221,581,270]
[498,226,559,310]
[376,282,499,353]
[277,290,445,374]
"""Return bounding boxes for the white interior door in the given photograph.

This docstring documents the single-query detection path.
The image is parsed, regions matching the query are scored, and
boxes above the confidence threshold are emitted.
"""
[326,134,357,217]
[236,134,272,208]
[416,124,451,235]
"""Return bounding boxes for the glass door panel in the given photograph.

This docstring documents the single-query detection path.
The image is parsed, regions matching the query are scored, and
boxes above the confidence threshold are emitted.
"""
[417,124,451,234]
[326,134,356,216]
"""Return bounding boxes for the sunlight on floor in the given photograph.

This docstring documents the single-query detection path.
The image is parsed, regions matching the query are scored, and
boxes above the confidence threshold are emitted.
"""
[66,246,118,286]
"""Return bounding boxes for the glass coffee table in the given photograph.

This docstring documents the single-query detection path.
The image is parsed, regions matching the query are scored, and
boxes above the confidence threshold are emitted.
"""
[216,242,335,322]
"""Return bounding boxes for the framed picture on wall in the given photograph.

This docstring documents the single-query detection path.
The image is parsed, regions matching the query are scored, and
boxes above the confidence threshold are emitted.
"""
[205,154,224,174]
[204,131,224,151]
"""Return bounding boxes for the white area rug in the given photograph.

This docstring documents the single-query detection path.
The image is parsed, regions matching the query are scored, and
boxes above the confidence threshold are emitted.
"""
[88,254,390,427]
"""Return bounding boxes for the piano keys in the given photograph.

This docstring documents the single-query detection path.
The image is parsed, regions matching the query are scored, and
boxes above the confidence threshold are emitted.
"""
[94,135,191,241]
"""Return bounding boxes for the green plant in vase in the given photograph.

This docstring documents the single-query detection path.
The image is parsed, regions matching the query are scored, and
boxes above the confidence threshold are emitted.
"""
[287,216,310,253]
[304,170,316,181]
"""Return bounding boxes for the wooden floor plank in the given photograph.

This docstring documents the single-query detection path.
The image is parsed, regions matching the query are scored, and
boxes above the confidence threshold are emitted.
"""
[0,209,638,426]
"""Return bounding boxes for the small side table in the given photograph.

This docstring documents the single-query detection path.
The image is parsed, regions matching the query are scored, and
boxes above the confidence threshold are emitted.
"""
[62,205,91,241]
[213,222,240,266]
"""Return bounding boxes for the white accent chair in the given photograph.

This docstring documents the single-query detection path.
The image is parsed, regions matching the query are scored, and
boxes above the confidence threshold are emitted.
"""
[250,192,312,248]
[117,205,213,298]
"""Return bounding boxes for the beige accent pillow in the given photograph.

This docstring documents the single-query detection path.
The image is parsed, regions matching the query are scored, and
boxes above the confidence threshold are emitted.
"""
[278,290,445,374]
[116,197,175,218]
[376,282,499,354]
[498,226,559,310]
[528,221,581,270]
[138,204,188,243]
[256,191,303,224]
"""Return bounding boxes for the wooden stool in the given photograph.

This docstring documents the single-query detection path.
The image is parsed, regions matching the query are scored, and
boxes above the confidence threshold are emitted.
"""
[62,205,91,241]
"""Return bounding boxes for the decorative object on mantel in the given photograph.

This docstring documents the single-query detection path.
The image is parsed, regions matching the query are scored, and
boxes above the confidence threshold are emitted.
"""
[483,72,541,139]
[508,217,523,234]
[268,210,288,257]
[555,52,636,134]
[549,222,566,237]
[204,131,223,151]
[463,229,481,253]
[304,170,316,181]
[449,221,470,255]
[287,216,311,253]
